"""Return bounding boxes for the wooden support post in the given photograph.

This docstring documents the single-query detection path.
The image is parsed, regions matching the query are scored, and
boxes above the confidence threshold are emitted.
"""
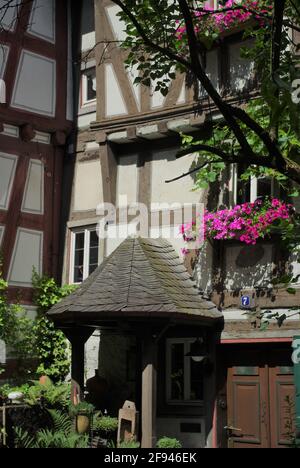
[141,334,157,449]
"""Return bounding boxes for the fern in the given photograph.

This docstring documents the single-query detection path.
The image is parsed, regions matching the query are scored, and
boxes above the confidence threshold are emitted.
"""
[48,409,73,434]
[34,429,88,449]
[14,427,37,449]
[14,410,89,449]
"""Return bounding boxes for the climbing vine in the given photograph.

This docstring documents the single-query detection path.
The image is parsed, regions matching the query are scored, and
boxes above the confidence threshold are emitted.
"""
[32,271,77,383]
[0,266,76,382]
[0,270,36,378]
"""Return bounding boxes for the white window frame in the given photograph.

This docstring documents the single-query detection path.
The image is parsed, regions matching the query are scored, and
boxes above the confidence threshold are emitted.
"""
[166,338,204,406]
[81,65,96,107]
[69,226,100,284]
[231,164,277,205]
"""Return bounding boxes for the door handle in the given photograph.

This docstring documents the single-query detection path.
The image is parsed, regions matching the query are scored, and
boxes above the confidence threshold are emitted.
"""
[224,426,242,432]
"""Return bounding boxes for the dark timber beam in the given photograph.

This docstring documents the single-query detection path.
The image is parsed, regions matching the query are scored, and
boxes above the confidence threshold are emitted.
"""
[141,333,157,449]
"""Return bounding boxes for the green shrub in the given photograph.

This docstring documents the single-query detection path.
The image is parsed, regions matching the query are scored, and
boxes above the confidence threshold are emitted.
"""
[69,402,95,417]
[119,439,140,448]
[93,416,119,434]
[0,380,70,410]
[156,437,182,449]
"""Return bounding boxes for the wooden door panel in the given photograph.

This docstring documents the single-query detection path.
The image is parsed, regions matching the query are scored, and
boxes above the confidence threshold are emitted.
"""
[227,368,269,448]
[232,382,261,443]
[226,348,296,449]
[269,368,295,448]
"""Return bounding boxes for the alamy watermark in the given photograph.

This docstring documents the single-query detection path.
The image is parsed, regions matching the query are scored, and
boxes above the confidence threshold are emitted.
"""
[95,196,205,249]
[0,339,6,365]
[292,339,300,365]
[0,79,6,104]
[292,79,300,104]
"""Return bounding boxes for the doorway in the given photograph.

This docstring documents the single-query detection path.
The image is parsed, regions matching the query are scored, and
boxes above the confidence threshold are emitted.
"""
[226,347,295,448]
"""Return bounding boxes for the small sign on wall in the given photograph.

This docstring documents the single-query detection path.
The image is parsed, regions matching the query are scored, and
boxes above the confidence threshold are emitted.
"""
[240,293,256,310]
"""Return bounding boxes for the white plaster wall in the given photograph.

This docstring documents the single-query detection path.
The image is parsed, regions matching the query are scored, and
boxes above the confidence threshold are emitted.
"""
[0,0,18,30]
[194,243,214,294]
[11,50,56,117]
[8,228,43,287]
[78,112,97,129]
[21,159,44,214]
[85,331,100,381]
[224,243,273,290]
[199,50,219,97]
[73,160,103,212]
[105,63,128,117]
[105,4,127,42]
[0,45,9,79]
[117,155,138,206]
[66,0,74,121]
[151,150,202,205]
[0,153,17,210]
[177,79,186,105]
[81,0,95,51]
[289,251,300,285]
[27,0,56,43]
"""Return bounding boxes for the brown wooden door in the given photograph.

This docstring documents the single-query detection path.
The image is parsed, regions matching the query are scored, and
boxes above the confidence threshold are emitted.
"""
[227,365,270,448]
[227,350,295,448]
[269,365,295,448]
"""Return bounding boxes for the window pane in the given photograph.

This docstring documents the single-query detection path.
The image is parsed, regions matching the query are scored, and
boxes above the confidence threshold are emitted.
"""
[190,360,204,401]
[170,343,184,400]
[74,232,85,283]
[257,177,272,199]
[237,166,250,204]
[90,230,98,248]
[86,68,96,101]
[89,263,98,276]
[89,247,98,265]
[75,232,85,250]
[89,231,99,276]
[74,249,84,267]
[74,266,84,283]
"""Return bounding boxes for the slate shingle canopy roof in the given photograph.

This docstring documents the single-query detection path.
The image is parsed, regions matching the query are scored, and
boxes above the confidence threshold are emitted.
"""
[48,238,222,323]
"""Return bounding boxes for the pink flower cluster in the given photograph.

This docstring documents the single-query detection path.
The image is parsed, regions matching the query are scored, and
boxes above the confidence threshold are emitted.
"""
[180,199,294,254]
[175,0,272,41]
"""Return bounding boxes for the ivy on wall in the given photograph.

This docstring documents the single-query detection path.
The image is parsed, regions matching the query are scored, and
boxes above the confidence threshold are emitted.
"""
[0,266,76,383]
[32,271,77,383]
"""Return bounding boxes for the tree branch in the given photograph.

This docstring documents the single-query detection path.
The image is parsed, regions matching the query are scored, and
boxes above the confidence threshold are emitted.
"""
[111,0,192,70]
[165,160,221,183]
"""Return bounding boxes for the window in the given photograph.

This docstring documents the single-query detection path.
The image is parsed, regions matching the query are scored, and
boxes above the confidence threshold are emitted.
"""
[166,339,204,404]
[81,67,96,106]
[71,227,99,284]
[232,165,277,205]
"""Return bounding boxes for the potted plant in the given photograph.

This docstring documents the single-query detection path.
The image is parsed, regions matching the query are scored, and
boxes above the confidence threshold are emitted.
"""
[69,402,95,435]
[93,415,119,444]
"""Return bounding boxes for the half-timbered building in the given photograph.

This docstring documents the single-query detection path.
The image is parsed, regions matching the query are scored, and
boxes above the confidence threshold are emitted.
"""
[0,0,299,449]
[0,0,72,374]
[55,0,300,448]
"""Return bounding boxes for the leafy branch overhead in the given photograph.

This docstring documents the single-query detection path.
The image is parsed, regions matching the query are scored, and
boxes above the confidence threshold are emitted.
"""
[111,0,300,186]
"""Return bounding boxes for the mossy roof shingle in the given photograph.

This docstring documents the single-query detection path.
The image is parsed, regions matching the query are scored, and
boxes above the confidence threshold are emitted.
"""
[48,238,222,322]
